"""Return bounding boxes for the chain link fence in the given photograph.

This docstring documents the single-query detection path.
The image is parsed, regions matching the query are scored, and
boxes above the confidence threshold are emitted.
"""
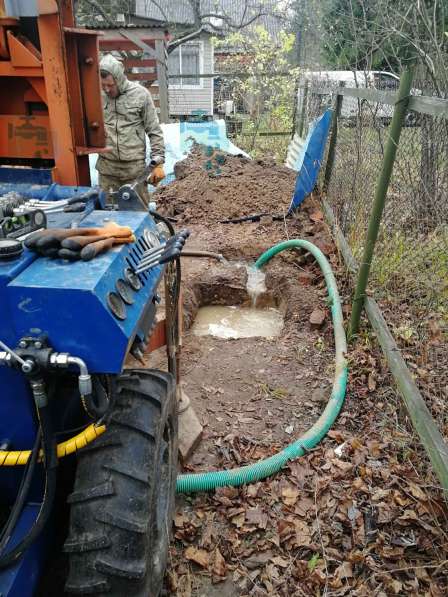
[298,83,448,436]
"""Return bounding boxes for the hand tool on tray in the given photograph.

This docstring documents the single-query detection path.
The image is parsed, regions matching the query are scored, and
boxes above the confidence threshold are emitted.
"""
[13,189,99,215]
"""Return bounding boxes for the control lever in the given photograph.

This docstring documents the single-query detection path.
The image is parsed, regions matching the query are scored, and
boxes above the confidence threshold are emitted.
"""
[137,240,183,268]
[134,230,189,274]
[134,248,182,274]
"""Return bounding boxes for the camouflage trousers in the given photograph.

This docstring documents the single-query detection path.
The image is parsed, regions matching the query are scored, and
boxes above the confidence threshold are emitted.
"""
[96,158,151,207]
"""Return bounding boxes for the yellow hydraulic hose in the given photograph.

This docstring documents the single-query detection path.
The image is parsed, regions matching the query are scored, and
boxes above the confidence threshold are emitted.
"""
[0,423,106,466]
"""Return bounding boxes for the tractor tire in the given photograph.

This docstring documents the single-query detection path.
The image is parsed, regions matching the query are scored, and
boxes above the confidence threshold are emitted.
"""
[64,369,178,596]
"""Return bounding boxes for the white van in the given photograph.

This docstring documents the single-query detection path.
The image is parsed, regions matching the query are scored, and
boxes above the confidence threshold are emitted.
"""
[298,70,401,124]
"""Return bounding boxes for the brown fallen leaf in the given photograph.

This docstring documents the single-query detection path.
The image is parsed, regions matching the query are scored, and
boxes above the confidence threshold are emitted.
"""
[271,555,289,568]
[184,546,209,568]
[295,520,312,547]
[244,550,273,570]
[368,372,376,391]
[310,209,324,222]
[335,561,353,580]
[281,485,300,506]
[407,482,428,501]
[213,548,227,577]
[310,309,326,329]
[246,507,268,529]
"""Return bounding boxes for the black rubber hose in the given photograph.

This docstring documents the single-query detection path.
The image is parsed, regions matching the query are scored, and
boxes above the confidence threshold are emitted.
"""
[82,377,110,420]
[0,429,41,552]
[0,403,57,569]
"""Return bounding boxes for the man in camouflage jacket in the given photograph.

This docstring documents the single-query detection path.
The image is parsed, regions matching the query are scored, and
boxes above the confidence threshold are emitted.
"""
[97,54,165,204]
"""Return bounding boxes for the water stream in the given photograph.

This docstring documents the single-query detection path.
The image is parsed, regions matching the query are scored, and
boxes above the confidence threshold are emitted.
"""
[245,265,267,307]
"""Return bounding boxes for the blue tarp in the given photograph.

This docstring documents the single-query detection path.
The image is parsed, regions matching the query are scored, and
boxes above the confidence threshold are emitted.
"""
[288,110,332,212]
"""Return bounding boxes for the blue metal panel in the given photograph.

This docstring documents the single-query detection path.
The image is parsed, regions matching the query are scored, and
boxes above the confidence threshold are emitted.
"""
[7,211,163,373]
[0,167,52,185]
[0,504,50,597]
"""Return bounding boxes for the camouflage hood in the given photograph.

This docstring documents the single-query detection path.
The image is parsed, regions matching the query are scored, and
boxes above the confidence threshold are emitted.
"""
[99,54,130,95]
[97,53,165,165]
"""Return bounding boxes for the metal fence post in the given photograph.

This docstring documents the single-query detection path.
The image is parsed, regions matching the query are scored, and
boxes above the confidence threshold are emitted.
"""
[348,66,415,339]
[298,80,309,138]
[323,82,344,192]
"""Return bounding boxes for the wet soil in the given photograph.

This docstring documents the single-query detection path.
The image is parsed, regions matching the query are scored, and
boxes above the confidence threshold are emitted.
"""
[153,144,297,223]
[132,196,337,477]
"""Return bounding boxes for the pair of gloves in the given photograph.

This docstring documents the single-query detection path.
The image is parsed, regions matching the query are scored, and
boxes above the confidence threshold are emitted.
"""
[25,222,135,261]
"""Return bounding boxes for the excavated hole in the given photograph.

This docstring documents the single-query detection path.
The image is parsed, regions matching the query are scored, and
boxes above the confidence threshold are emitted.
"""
[182,261,286,333]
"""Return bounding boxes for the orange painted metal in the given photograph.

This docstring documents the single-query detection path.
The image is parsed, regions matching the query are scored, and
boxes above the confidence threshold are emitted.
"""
[38,13,81,183]
[76,33,106,149]
[0,115,53,159]
[0,0,106,185]
[146,320,167,353]
[7,31,42,67]
[28,79,48,104]
[0,63,44,77]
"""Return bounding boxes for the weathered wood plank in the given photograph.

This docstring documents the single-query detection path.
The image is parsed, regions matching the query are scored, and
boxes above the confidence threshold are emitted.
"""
[322,199,448,495]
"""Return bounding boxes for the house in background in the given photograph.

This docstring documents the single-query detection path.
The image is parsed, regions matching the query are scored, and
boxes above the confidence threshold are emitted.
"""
[134,0,284,120]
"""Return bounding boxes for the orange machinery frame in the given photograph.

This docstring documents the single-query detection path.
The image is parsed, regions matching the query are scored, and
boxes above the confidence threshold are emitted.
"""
[0,0,107,185]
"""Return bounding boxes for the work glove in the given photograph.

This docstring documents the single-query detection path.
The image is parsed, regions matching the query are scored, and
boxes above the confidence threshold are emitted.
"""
[147,164,165,186]
[25,222,135,261]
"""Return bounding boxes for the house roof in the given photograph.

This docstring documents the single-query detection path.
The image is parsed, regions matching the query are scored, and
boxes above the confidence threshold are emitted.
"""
[134,0,285,40]
[79,10,167,29]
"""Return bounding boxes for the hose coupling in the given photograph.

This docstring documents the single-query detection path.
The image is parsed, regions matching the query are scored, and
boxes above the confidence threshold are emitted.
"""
[50,353,92,397]
[30,379,48,408]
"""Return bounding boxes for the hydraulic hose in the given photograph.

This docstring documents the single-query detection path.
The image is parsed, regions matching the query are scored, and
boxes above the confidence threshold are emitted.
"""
[176,239,348,493]
[0,400,57,568]
[0,423,105,466]
[0,430,41,552]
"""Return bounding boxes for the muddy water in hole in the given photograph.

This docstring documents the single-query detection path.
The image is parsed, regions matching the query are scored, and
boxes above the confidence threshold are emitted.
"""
[192,306,283,339]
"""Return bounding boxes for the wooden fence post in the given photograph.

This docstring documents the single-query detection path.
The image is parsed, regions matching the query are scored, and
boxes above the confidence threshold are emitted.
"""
[155,39,169,123]
[323,82,344,192]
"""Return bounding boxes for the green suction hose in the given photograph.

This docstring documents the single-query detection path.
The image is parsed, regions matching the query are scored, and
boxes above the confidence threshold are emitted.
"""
[176,239,348,493]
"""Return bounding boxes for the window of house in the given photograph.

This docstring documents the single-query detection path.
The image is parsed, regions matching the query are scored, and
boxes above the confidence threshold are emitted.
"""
[168,42,202,87]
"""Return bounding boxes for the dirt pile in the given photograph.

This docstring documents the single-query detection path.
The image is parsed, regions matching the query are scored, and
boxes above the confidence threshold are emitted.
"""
[155,144,297,222]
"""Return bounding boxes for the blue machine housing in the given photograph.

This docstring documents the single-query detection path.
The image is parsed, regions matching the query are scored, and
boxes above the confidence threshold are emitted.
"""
[7,210,163,373]
[0,180,165,596]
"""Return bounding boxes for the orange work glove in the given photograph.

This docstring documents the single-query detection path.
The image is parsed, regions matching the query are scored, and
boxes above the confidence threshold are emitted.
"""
[148,164,165,186]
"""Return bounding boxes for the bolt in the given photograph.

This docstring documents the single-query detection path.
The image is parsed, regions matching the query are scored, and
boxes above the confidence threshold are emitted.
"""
[84,56,94,65]
[90,121,100,130]
[22,360,34,374]
[122,192,131,201]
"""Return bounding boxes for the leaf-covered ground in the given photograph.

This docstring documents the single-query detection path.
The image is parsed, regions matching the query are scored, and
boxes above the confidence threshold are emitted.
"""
[168,338,448,596]
[162,197,448,596]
